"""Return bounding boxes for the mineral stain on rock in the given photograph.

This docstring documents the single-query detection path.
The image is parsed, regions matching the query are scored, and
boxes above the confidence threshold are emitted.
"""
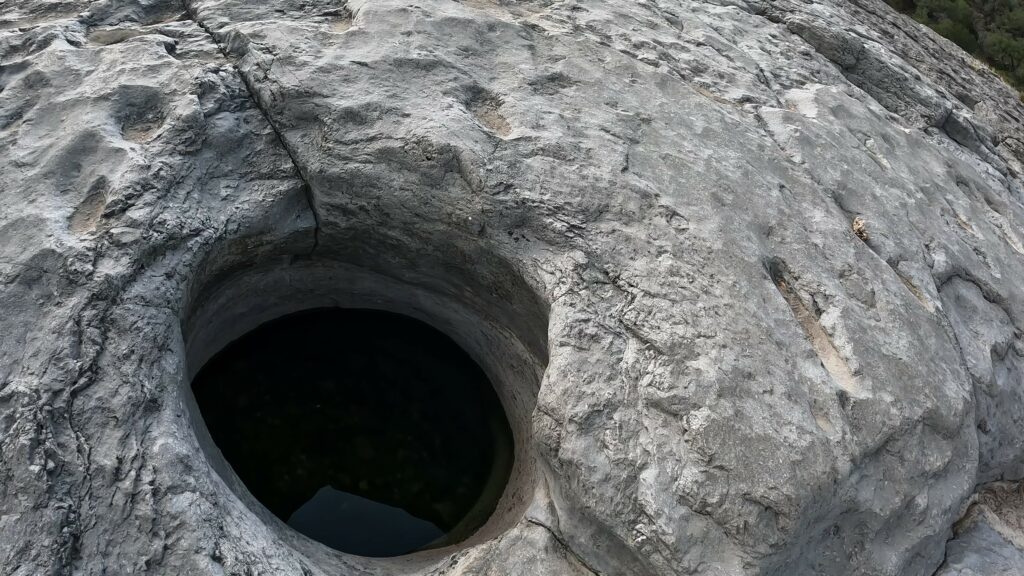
[191,308,514,557]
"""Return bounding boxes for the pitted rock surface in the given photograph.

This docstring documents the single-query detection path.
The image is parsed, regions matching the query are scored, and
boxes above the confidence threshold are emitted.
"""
[3,0,1024,575]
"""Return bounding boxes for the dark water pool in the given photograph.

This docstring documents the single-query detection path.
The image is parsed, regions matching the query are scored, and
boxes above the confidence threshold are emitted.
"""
[191,308,514,557]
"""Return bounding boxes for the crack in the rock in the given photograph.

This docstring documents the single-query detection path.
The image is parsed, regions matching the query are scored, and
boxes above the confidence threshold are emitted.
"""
[180,0,321,255]
[525,518,602,576]
[929,530,957,576]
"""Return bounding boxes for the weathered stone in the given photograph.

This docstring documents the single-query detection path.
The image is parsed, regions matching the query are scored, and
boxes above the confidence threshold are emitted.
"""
[936,482,1024,576]
[2,0,1024,574]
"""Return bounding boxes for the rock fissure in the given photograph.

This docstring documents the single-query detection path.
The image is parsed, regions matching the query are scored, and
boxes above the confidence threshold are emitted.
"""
[180,0,321,255]
[525,518,602,576]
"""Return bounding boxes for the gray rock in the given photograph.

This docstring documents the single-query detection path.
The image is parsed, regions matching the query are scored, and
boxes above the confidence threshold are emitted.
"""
[936,482,1024,576]
[2,0,1024,574]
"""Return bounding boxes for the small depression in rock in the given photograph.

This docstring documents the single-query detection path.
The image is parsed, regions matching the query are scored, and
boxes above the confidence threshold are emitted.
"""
[191,307,515,558]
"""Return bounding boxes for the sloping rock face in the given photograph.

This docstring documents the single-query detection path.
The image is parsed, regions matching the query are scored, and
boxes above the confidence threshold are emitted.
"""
[3,0,1024,574]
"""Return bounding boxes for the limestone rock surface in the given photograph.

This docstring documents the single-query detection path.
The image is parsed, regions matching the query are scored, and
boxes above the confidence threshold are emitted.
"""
[936,482,1024,576]
[3,0,1024,575]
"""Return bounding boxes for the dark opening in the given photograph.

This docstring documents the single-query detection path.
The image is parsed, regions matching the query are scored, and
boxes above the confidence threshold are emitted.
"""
[191,308,515,557]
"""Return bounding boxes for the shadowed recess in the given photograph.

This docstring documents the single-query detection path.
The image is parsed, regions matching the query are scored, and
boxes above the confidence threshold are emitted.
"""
[191,308,515,557]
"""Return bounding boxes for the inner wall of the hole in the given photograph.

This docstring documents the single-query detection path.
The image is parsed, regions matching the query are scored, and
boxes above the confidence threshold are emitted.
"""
[182,258,545,560]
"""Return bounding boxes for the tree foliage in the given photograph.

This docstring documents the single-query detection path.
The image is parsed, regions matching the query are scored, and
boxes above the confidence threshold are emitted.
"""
[885,0,1024,89]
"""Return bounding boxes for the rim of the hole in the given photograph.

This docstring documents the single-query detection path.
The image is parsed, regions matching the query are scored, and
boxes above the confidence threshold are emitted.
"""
[179,256,547,566]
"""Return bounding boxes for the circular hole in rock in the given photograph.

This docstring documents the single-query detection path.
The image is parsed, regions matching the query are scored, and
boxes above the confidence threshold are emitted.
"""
[190,307,515,558]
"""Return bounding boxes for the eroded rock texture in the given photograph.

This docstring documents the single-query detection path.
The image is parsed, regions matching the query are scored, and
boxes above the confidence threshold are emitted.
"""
[3,0,1024,574]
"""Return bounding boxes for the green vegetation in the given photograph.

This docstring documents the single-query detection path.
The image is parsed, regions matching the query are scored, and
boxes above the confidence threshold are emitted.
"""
[885,0,1024,89]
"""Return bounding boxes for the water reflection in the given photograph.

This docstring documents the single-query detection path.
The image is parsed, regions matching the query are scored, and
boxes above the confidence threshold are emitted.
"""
[288,485,444,557]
